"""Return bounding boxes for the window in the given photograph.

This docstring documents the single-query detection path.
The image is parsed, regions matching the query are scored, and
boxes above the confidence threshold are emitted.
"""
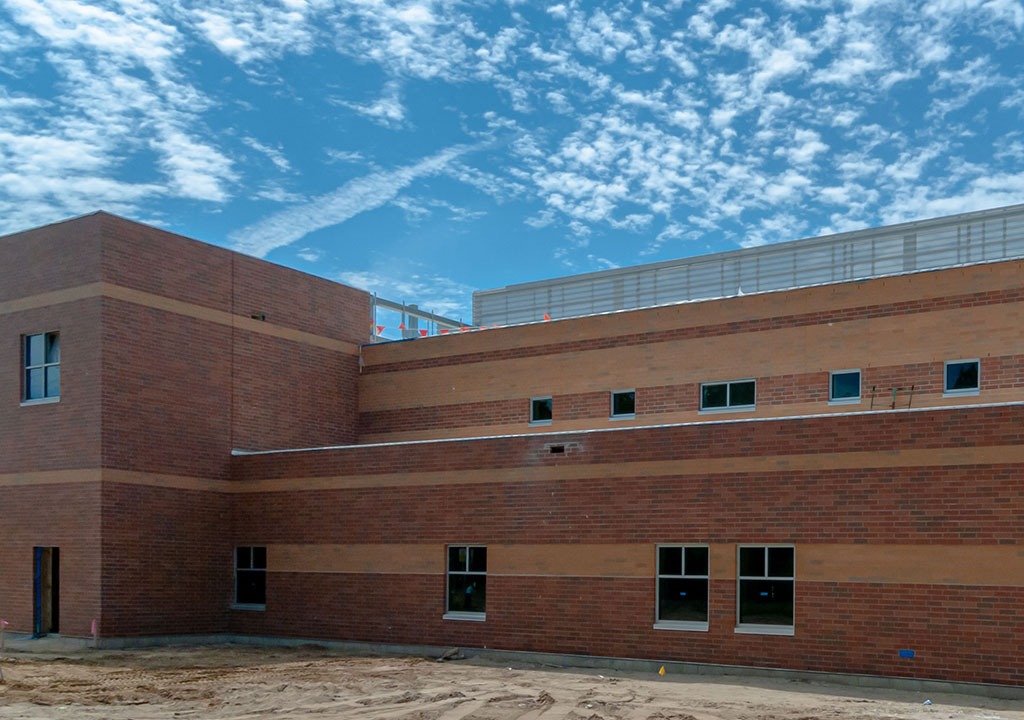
[530,396,552,425]
[829,369,861,404]
[736,545,794,635]
[944,359,979,396]
[655,545,709,631]
[700,379,755,412]
[610,389,635,419]
[445,545,486,620]
[235,546,266,608]
[23,332,60,403]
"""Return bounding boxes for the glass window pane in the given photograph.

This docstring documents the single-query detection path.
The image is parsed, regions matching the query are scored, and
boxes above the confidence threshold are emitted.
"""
[612,391,635,416]
[658,546,682,576]
[767,547,794,578]
[252,546,267,569]
[729,381,755,407]
[658,578,708,622]
[701,384,727,409]
[468,546,486,573]
[831,372,860,399]
[448,546,466,572]
[25,334,43,367]
[45,366,60,398]
[739,579,793,625]
[447,573,486,613]
[685,546,709,576]
[739,547,765,577]
[236,547,250,569]
[236,570,266,605]
[531,398,552,421]
[946,362,978,391]
[45,333,60,364]
[26,368,44,400]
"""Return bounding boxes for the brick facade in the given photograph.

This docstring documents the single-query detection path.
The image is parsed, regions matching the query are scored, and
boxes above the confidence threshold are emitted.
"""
[2,212,1023,689]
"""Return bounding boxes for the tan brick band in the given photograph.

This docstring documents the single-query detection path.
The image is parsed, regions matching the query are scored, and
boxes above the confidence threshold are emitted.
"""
[2,444,1022,493]
[264,542,1024,587]
[0,282,359,355]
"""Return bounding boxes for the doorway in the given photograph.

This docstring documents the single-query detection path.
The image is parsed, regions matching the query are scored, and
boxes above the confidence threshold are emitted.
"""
[33,547,59,636]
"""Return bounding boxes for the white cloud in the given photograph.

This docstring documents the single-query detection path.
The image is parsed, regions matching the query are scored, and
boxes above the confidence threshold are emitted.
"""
[335,81,406,128]
[230,143,477,257]
[242,136,291,172]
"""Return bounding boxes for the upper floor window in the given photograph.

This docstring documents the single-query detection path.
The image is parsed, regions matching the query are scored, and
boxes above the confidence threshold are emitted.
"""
[829,369,861,404]
[530,396,552,425]
[610,389,636,419]
[700,379,755,412]
[944,359,979,396]
[23,332,60,403]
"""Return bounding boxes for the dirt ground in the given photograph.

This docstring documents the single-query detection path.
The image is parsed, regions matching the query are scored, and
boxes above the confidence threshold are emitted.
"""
[0,645,1022,720]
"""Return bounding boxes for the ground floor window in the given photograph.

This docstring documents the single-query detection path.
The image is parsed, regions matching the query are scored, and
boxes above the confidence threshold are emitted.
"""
[235,546,266,608]
[655,545,709,631]
[736,545,794,635]
[445,545,486,620]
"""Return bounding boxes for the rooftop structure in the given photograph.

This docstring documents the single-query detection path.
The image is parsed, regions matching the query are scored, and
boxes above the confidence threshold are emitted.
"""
[474,203,1024,326]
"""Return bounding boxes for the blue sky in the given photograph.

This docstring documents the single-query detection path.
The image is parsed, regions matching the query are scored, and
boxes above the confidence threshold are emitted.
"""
[2,0,1023,325]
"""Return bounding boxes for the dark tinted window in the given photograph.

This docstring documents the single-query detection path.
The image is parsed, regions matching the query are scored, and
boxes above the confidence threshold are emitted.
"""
[658,546,682,576]
[252,546,267,570]
[945,361,978,391]
[531,397,552,422]
[685,546,709,576]
[658,578,708,622]
[447,574,486,614]
[729,381,755,407]
[738,579,793,625]
[767,547,794,577]
[701,384,728,409]
[236,570,266,605]
[468,546,487,573]
[830,371,860,400]
[612,391,635,416]
[448,545,466,571]
[739,547,765,576]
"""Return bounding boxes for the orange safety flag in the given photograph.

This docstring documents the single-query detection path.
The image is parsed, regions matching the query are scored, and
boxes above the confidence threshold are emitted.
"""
[398,322,406,330]
[543,313,551,321]
[375,325,385,334]
[440,329,449,334]
[419,329,428,337]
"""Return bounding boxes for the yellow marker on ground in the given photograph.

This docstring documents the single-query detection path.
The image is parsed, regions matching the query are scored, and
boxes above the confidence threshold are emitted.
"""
[659,666,666,675]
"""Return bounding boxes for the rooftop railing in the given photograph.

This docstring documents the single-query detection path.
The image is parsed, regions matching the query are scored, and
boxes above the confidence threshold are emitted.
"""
[473,204,1024,327]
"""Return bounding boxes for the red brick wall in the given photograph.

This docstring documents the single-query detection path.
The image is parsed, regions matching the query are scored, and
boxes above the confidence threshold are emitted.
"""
[0,213,103,302]
[99,482,232,637]
[0,482,101,638]
[228,573,1024,686]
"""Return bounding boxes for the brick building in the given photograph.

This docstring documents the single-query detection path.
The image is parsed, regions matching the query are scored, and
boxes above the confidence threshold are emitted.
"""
[1,207,1022,688]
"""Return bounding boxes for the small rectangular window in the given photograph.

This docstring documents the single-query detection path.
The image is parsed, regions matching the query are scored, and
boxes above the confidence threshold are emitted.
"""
[700,379,755,412]
[944,359,979,396]
[235,546,266,608]
[829,369,861,404]
[655,545,709,631]
[530,396,552,425]
[736,545,794,635]
[610,389,635,419]
[23,332,60,403]
[445,545,486,620]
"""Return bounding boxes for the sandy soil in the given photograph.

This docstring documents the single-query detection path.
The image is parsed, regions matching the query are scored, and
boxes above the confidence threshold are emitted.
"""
[0,645,1022,720]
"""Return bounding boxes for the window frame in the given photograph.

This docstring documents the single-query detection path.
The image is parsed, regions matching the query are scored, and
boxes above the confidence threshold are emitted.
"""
[699,378,756,413]
[828,369,862,405]
[610,389,636,420]
[21,331,61,406]
[735,544,795,636]
[943,358,980,397]
[444,544,487,622]
[654,544,710,632]
[529,396,553,426]
[233,546,267,611]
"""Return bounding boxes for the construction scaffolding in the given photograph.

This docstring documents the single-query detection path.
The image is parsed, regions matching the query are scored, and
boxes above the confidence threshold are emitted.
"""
[473,203,1024,327]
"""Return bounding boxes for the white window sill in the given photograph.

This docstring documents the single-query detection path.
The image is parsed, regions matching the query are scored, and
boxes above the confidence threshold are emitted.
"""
[735,624,794,636]
[942,389,979,398]
[231,603,266,612]
[828,398,861,406]
[528,420,552,427]
[443,612,486,622]
[699,405,755,415]
[654,621,708,632]
[610,414,636,421]
[21,397,60,407]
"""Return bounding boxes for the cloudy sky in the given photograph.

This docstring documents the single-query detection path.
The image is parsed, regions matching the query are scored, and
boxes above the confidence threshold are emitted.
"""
[2,0,1023,323]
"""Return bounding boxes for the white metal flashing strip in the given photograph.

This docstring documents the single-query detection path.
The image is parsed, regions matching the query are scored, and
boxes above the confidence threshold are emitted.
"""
[230,400,1024,456]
